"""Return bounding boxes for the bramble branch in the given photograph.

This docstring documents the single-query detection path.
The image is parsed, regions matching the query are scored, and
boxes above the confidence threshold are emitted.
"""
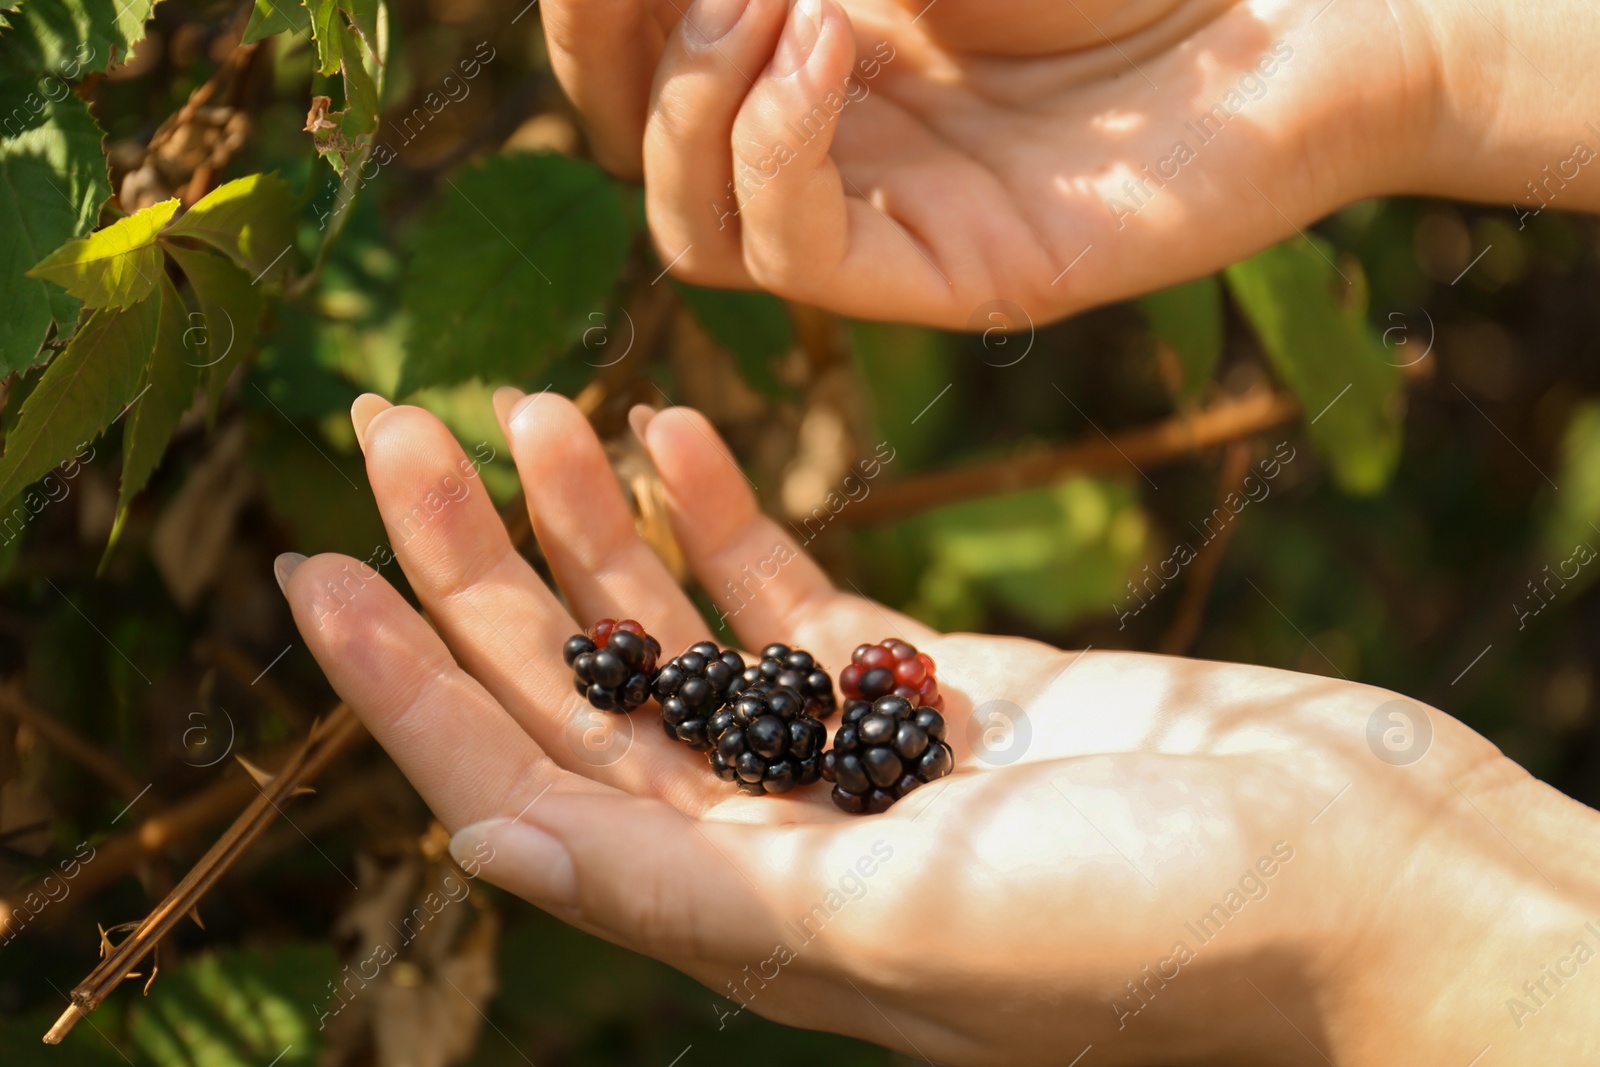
[829,389,1302,527]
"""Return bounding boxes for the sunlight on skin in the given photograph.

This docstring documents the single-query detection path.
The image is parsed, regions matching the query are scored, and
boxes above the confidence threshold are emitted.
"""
[276,394,1600,1065]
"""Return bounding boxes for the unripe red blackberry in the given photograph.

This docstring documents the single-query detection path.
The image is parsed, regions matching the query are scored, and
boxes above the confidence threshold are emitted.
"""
[729,643,837,719]
[822,694,953,813]
[653,641,746,751]
[839,639,942,711]
[706,685,827,796]
[566,619,660,713]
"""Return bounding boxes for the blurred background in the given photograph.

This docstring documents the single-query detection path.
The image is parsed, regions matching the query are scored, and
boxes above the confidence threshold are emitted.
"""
[2,0,1598,1063]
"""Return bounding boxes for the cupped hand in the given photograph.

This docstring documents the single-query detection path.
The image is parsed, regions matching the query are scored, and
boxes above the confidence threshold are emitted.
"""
[277,392,1600,1064]
[539,0,1448,326]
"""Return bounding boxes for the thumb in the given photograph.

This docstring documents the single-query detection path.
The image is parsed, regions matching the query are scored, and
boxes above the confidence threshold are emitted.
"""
[450,791,794,964]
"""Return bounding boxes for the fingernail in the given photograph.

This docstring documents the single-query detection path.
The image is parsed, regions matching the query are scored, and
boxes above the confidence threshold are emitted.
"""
[274,552,307,593]
[685,0,751,45]
[508,389,546,429]
[628,403,657,446]
[351,393,392,451]
[770,0,823,77]
[492,386,526,427]
[450,818,577,907]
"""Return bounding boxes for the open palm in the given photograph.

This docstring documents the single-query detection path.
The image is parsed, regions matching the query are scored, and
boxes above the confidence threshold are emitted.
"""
[542,0,1437,326]
[280,391,1545,1064]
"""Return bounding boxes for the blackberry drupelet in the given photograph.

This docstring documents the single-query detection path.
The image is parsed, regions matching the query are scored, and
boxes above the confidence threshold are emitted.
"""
[653,641,746,751]
[822,694,953,813]
[706,685,827,795]
[565,619,660,713]
[839,638,943,711]
[730,643,837,719]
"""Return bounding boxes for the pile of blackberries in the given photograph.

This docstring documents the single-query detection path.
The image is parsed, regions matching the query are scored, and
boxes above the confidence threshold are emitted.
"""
[561,625,953,814]
[564,619,660,713]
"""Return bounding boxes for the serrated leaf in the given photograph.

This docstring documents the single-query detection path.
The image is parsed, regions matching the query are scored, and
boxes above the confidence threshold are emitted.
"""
[1225,237,1403,494]
[400,153,632,393]
[343,0,379,53]
[242,0,311,44]
[114,276,199,523]
[0,0,159,76]
[164,173,297,281]
[301,11,380,175]
[303,0,342,74]
[28,198,177,309]
[1140,275,1222,403]
[164,242,263,418]
[674,283,794,399]
[0,296,159,502]
[0,91,108,374]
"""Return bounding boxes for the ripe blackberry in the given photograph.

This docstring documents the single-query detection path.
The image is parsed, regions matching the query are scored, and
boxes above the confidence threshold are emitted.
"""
[565,619,660,713]
[839,638,943,711]
[653,641,746,751]
[730,643,837,719]
[822,694,953,813]
[706,685,827,796]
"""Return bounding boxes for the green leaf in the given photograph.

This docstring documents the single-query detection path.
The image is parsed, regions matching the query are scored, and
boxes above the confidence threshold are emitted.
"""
[1140,275,1222,403]
[1225,237,1403,494]
[303,12,380,175]
[400,153,632,393]
[909,478,1149,631]
[0,295,159,502]
[303,0,345,75]
[28,197,178,309]
[164,173,297,282]
[0,0,159,76]
[242,0,311,44]
[675,283,794,399]
[127,943,334,1067]
[164,242,263,418]
[0,90,108,373]
[114,276,199,522]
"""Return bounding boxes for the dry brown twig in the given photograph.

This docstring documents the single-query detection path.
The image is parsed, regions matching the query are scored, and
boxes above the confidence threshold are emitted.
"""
[42,704,367,1044]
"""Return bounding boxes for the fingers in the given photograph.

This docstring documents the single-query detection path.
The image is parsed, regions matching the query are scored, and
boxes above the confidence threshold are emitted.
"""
[642,405,938,655]
[540,0,670,177]
[492,388,707,658]
[642,0,789,286]
[728,0,958,321]
[278,552,595,832]
[451,791,807,965]
[351,397,708,802]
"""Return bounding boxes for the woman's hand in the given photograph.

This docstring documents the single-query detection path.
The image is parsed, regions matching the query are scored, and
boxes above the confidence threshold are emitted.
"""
[278,392,1600,1065]
[537,0,1450,326]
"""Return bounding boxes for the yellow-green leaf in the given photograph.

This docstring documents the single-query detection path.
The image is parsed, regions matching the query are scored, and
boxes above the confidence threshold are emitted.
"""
[115,276,200,520]
[0,296,160,503]
[1225,238,1403,495]
[27,198,177,310]
[164,242,262,419]
[164,174,297,282]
